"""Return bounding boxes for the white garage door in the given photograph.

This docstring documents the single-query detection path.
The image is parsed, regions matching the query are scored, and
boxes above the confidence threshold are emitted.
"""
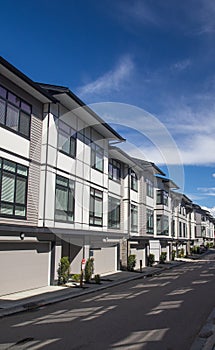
[93,246,117,275]
[0,242,50,296]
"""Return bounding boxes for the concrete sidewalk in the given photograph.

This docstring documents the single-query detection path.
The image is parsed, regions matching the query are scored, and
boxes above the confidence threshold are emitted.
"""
[0,261,183,318]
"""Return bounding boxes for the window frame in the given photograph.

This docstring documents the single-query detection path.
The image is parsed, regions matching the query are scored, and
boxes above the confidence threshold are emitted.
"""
[131,204,138,232]
[108,196,121,229]
[146,208,154,234]
[58,120,76,159]
[156,190,169,206]
[0,158,28,219]
[91,143,104,172]
[55,175,75,223]
[0,85,31,139]
[156,214,169,236]
[146,178,154,198]
[89,187,103,226]
[108,159,121,182]
[130,169,138,192]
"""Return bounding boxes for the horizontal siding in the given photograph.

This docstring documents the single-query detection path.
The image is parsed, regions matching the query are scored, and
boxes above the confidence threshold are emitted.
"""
[27,115,43,225]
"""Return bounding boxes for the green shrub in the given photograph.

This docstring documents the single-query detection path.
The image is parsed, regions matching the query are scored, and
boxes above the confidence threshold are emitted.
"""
[127,254,136,271]
[94,274,101,284]
[84,258,94,282]
[57,256,70,285]
[71,274,81,282]
[178,248,185,258]
[160,252,167,264]
[148,253,155,267]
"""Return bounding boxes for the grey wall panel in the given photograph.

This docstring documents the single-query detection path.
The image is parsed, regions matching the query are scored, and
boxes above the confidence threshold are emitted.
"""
[0,242,50,296]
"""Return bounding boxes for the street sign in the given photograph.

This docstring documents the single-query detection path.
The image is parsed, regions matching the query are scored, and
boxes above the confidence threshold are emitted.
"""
[81,258,86,270]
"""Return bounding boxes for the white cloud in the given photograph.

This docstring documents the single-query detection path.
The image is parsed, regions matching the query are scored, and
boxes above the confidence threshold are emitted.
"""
[197,187,215,196]
[171,59,191,72]
[77,56,134,98]
[202,206,215,216]
[212,173,215,178]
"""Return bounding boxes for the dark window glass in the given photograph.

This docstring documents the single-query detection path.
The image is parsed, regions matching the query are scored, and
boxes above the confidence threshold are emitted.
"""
[91,143,104,172]
[55,175,75,222]
[19,112,30,138]
[108,196,120,229]
[156,190,168,205]
[0,158,28,218]
[131,170,138,191]
[89,188,103,226]
[157,215,169,235]
[0,99,6,124]
[8,92,20,107]
[58,120,76,158]
[0,86,7,99]
[109,159,121,181]
[146,179,154,198]
[0,85,31,138]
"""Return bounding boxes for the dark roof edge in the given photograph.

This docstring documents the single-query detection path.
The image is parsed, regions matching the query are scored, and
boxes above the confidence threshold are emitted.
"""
[36,82,125,142]
[0,57,57,102]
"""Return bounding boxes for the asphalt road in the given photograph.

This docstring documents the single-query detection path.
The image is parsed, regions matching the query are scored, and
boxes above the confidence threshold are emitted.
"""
[1,253,215,350]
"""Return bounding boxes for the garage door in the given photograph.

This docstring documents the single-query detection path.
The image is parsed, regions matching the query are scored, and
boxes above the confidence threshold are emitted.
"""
[93,246,117,275]
[0,242,50,296]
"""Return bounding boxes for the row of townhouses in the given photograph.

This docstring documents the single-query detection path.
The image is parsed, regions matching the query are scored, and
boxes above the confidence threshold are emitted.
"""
[0,57,214,296]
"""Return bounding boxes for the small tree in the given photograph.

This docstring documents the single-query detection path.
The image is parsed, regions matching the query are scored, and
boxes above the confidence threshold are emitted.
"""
[57,256,70,285]
[148,253,155,267]
[127,254,136,271]
[84,258,94,283]
[160,252,167,264]
[94,274,101,284]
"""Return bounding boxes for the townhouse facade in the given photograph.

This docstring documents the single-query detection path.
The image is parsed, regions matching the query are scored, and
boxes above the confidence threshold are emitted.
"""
[0,57,214,296]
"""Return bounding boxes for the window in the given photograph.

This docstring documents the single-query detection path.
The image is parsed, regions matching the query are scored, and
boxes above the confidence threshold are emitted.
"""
[58,120,76,158]
[146,209,154,234]
[108,196,120,229]
[89,188,103,226]
[0,85,31,138]
[91,143,104,172]
[183,223,187,237]
[157,215,169,235]
[0,158,28,218]
[179,222,182,237]
[131,204,138,232]
[172,219,175,237]
[55,175,75,222]
[130,169,138,191]
[146,179,154,198]
[109,159,121,182]
[156,190,168,206]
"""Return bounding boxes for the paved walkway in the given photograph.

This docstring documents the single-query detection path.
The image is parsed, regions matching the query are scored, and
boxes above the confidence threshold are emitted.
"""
[0,261,182,318]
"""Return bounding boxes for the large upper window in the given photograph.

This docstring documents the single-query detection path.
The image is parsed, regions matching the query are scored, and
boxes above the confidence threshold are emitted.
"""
[89,188,103,226]
[146,209,154,234]
[157,215,169,235]
[146,179,154,198]
[109,159,121,182]
[91,143,104,172]
[156,190,168,206]
[58,120,76,158]
[108,196,120,229]
[131,204,138,232]
[0,85,31,138]
[0,158,28,218]
[130,169,138,191]
[55,175,75,222]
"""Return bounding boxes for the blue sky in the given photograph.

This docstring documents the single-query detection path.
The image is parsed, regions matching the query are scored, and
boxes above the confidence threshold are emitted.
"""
[1,0,215,213]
